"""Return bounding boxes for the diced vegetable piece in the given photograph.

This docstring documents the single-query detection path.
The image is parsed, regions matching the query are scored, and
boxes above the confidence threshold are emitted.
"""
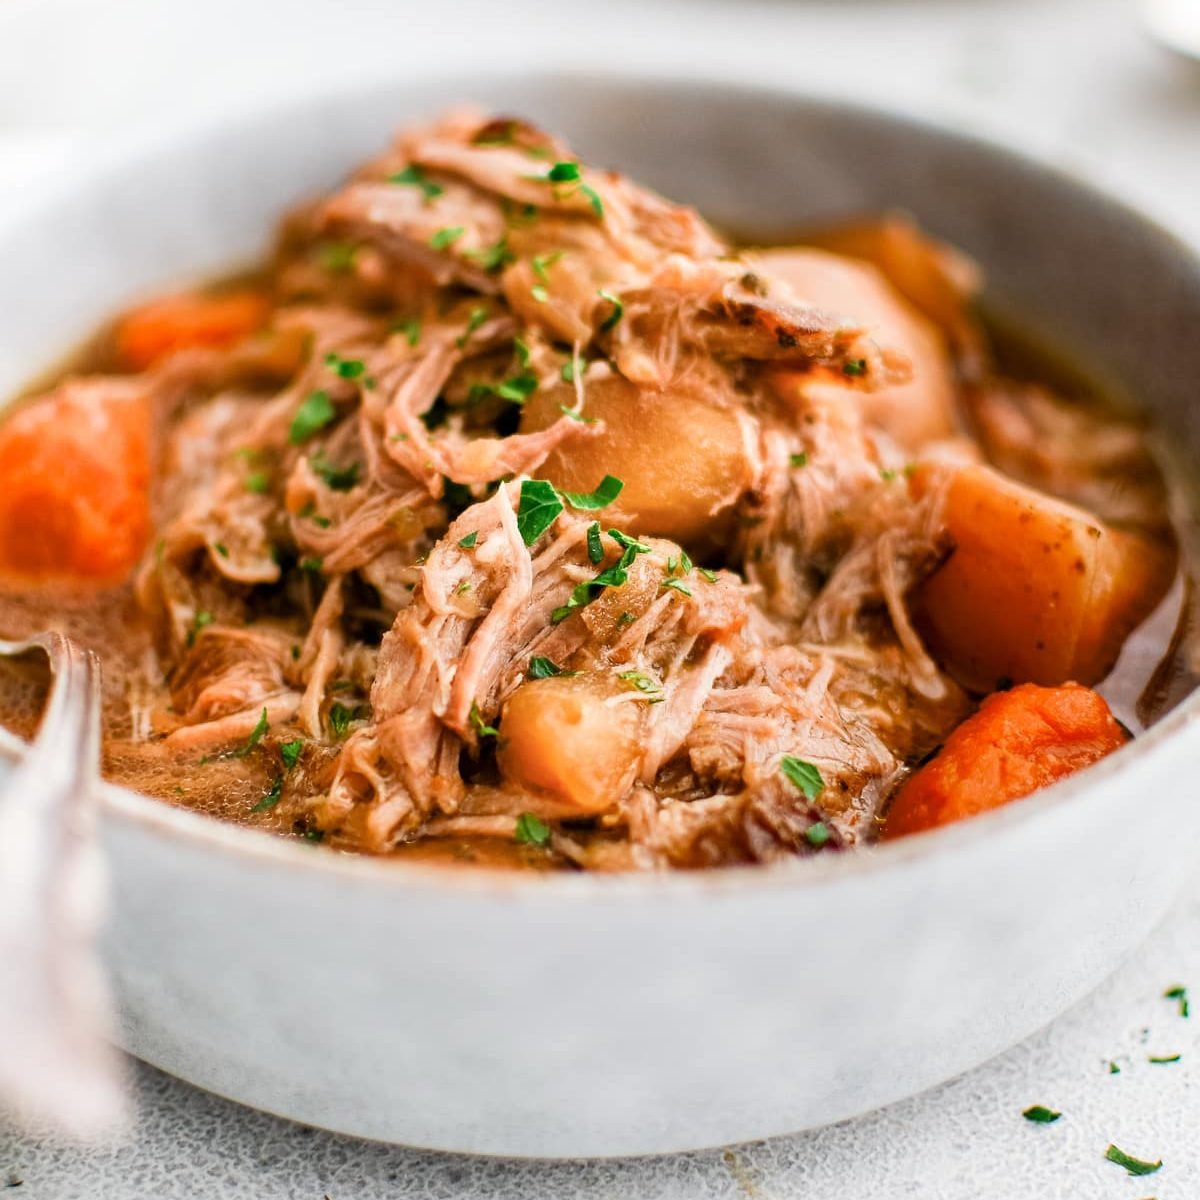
[885,682,1127,838]
[804,215,982,356]
[758,247,957,449]
[914,463,1174,689]
[520,375,755,545]
[497,674,643,814]
[115,289,269,370]
[0,381,151,583]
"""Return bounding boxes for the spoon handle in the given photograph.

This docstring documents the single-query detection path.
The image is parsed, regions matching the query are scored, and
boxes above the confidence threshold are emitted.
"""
[0,632,127,1138]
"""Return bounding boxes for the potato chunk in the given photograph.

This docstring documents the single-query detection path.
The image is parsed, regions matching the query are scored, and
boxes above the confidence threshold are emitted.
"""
[757,247,958,449]
[914,464,1174,689]
[519,375,755,546]
[498,674,643,814]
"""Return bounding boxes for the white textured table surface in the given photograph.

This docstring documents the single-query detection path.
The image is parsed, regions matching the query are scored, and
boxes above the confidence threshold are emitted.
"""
[1,0,1198,1196]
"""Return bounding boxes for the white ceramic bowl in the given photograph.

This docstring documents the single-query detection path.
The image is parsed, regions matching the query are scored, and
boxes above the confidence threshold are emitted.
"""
[1,75,1199,1159]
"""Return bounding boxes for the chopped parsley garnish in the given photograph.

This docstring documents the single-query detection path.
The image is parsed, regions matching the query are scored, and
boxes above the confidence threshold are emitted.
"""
[186,610,213,648]
[388,164,443,201]
[531,251,563,282]
[317,240,357,273]
[1022,1105,1062,1124]
[233,708,269,758]
[495,372,538,404]
[661,578,692,597]
[289,389,336,444]
[528,656,565,680]
[561,475,624,511]
[790,452,808,468]
[550,528,651,624]
[532,161,604,217]
[1104,1145,1162,1176]
[280,740,303,770]
[617,669,661,695]
[531,284,550,304]
[458,531,479,549]
[698,567,719,583]
[393,317,422,347]
[517,479,564,545]
[464,237,514,273]
[514,811,551,846]
[214,543,229,558]
[616,611,635,629]
[843,358,868,377]
[328,702,364,739]
[325,351,366,380]
[1107,1060,1121,1074]
[429,225,465,250]
[244,470,271,495]
[251,775,284,813]
[586,521,604,563]
[456,305,489,348]
[547,161,582,183]
[455,580,473,596]
[1164,984,1189,1018]
[311,453,361,491]
[780,755,824,801]
[559,404,595,424]
[1148,1053,1181,1064]
[804,821,831,847]
[597,288,624,331]
[560,356,586,383]
[879,467,898,482]
[299,556,324,573]
[513,337,532,367]
[469,701,499,739]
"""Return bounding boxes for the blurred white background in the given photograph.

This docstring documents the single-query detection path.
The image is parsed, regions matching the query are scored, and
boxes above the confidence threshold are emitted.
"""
[0,2,1198,1197]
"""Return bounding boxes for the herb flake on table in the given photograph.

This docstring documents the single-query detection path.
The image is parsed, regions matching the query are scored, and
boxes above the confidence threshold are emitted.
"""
[1164,983,1189,1018]
[1022,1105,1062,1124]
[1104,1144,1162,1176]
[1147,1053,1181,1064]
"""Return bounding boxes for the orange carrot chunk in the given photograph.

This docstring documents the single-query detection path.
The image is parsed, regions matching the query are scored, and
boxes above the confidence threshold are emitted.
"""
[115,289,268,371]
[885,682,1128,839]
[0,380,151,584]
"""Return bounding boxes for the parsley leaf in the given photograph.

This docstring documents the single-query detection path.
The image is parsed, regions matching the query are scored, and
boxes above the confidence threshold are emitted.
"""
[244,470,271,495]
[324,351,367,380]
[843,358,868,377]
[317,241,357,273]
[251,775,284,813]
[528,656,564,680]
[393,317,422,347]
[597,288,624,331]
[531,251,563,282]
[514,811,551,846]
[495,372,538,404]
[560,356,586,383]
[780,755,824,800]
[186,610,213,649]
[547,161,581,183]
[458,531,479,549]
[1164,984,1189,1018]
[233,708,269,759]
[790,451,809,468]
[531,284,550,304]
[698,567,719,583]
[328,701,364,739]
[586,521,604,563]
[1022,1105,1062,1124]
[550,528,651,624]
[388,164,443,201]
[464,237,514,273]
[469,701,499,739]
[457,305,489,348]
[280,740,303,770]
[617,669,661,695]
[429,225,465,250]
[805,821,831,847]
[560,475,623,511]
[299,556,324,573]
[311,453,361,491]
[289,390,336,444]
[517,479,564,545]
[661,578,692,597]
[1104,1145,1162,1176]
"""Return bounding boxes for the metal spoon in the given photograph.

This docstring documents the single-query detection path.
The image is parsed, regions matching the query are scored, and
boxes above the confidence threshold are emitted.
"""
[0,631,127,1138]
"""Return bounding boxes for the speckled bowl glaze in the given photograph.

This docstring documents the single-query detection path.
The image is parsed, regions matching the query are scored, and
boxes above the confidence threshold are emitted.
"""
[1,75,1199,1158]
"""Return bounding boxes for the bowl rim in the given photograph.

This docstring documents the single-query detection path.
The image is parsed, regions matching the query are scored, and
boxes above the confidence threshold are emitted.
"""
[2,67,1199,899]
